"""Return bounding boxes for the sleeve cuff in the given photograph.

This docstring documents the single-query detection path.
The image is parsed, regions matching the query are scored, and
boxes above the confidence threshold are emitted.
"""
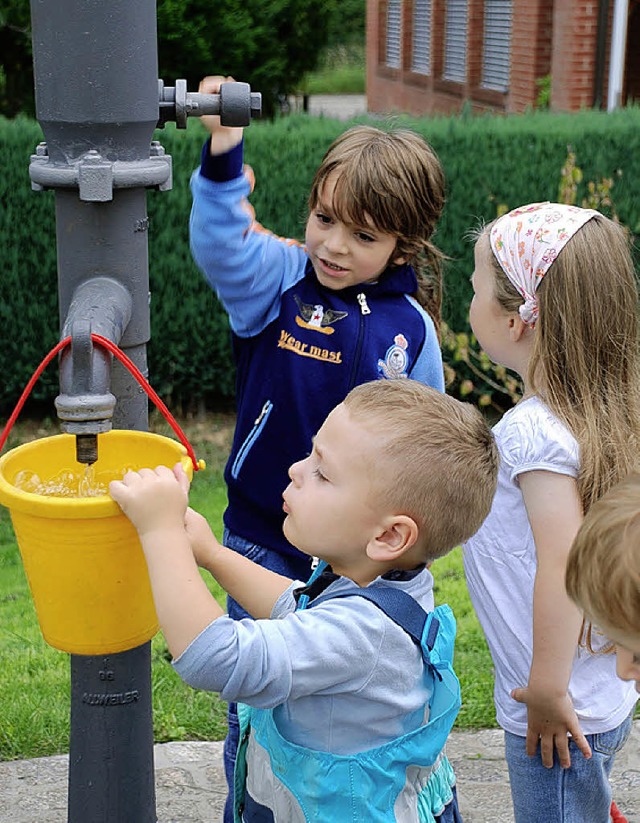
[199,138,244,182]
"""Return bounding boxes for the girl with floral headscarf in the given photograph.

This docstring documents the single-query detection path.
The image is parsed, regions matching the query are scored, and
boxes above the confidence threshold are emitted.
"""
[463,202,640,823]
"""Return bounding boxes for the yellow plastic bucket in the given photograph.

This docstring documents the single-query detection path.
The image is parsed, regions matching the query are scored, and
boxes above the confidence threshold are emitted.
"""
[0,430,193,655]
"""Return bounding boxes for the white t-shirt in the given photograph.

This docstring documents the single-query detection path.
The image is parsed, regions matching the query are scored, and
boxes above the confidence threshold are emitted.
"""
[463,396,637,737]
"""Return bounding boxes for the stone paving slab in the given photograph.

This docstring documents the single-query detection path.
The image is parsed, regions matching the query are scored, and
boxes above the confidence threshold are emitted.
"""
[0,722,637,822]
[287,93,367,120]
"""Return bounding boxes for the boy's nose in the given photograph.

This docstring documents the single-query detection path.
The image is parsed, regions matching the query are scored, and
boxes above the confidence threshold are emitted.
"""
[324,226,348,255]
[288,459,304,484]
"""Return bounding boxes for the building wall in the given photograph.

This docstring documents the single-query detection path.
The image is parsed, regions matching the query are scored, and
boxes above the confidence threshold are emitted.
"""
[550,0,600,110]
[508,0,553,111]
[367,0,449,116]
[366,0,634,115]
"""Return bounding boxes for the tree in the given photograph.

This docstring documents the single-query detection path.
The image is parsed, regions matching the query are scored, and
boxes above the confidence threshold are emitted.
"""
[326,0,365,49]
[158,0,335,117]
[1,0,335,119]
[0,1,33,117]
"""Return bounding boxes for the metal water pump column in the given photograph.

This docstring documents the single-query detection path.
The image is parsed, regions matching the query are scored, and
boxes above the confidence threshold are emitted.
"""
[28,1,261,817]
[29,1,164,819]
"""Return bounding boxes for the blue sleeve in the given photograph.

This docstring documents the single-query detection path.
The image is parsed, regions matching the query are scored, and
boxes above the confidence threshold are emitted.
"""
[189,147,309,338]
[171,598,409,708]
[404,296,445,391]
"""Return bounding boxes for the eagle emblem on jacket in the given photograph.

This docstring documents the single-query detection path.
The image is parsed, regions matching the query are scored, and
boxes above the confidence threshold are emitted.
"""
[294,295,348,335]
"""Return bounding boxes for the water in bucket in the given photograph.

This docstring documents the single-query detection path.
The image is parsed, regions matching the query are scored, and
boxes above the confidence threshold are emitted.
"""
[15,464,108,497]
[0,430,194,655]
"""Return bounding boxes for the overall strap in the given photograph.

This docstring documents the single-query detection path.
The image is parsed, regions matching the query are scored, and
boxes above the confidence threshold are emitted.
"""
[299,561,441,652]
[328,586,440,652]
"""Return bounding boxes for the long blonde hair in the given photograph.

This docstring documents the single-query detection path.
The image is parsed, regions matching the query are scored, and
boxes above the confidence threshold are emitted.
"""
[488,214,640,512]
[309,125,446,332]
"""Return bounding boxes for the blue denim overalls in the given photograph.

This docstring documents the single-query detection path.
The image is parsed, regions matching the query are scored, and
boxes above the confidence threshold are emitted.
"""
[234,565,462,822]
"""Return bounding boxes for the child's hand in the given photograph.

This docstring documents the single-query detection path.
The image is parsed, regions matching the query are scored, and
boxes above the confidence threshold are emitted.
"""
[109,463,190,538]
[184,507,223,568]
[511,685,592,768]
[198,75,244,155]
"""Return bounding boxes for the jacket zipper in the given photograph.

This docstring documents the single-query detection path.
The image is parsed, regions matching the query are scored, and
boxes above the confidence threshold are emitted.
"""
[231,400,273,479]
[348,292,371,388]
[356,292,371,315]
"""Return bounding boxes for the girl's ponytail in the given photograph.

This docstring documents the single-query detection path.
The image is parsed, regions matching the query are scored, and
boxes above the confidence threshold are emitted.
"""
[413,242,444,335]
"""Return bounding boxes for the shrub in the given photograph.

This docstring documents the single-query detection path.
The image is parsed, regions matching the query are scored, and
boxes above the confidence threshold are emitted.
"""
[1,107,639,417]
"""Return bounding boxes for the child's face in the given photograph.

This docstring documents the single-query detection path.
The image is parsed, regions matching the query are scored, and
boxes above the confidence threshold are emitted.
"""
[469,234,516,368]
[615,643,640,692]
[282,403,383,574]
[305,173,405,290]
[605,627,640,692]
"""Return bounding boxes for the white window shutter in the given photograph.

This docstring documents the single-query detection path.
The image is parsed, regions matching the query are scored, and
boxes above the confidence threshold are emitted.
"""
[412,0,432,75]
[482,0,512,91]
[443,0,468,83]
[386,0,403,69]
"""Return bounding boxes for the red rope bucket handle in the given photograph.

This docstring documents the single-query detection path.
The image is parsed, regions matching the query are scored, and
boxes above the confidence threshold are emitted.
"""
[0,335,204,472]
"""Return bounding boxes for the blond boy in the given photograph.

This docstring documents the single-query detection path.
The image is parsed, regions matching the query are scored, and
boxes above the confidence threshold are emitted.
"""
[110,380,498,821]
[566,472,640,690]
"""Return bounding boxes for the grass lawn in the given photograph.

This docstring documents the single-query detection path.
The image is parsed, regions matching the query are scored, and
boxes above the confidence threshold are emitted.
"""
[302,43,365,95]
[0,411,497,761]
[304,64,365,96]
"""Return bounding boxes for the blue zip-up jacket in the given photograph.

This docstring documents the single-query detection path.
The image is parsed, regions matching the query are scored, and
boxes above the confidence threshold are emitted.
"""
[190,141,445,558]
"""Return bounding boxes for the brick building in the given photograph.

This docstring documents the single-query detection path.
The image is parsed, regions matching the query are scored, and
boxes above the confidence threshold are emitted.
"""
[367,0,640,115]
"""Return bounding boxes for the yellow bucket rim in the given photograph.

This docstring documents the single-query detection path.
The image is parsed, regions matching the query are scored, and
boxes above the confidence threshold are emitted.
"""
[0,430,191,519]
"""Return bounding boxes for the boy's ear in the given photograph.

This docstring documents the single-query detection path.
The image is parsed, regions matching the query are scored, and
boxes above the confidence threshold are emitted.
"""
[366,515,419,562]
[392,253,407,267]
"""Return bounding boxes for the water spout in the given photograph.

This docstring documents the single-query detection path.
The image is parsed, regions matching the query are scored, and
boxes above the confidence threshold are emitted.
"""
[55,277,133,464]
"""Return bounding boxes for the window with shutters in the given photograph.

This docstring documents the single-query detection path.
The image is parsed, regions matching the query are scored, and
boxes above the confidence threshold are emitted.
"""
[482,0,512,91]
[442,0,468,83]
[411,0,432,75]
[386,0,403,69]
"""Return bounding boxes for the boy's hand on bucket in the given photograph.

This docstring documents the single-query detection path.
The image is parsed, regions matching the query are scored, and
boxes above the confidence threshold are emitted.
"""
[109,464,190,537]
[185,507,223,569]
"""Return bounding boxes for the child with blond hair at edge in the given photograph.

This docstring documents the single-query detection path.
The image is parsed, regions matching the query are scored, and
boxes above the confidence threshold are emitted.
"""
[566,473,640,823]
[463,202,640,823]
[110,380,499,822]
[189,76,447,818]
[566,471,640,691]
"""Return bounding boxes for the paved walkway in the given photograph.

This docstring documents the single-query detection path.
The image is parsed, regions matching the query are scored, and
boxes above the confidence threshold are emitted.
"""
[287,93,368,120]
[1,721,637,822]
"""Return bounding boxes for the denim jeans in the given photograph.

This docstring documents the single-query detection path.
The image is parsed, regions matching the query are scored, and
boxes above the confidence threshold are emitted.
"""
[504,710,634,823]
[222,529,313,823]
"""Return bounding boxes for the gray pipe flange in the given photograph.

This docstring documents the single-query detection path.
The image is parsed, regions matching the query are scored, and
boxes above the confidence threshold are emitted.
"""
[174,78,189,129]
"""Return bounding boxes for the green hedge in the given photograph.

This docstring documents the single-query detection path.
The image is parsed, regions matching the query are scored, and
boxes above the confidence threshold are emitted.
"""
[1,108,639,417]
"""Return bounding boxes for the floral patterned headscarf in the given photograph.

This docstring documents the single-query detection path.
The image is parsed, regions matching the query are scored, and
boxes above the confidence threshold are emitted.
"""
[490,202,599,326]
